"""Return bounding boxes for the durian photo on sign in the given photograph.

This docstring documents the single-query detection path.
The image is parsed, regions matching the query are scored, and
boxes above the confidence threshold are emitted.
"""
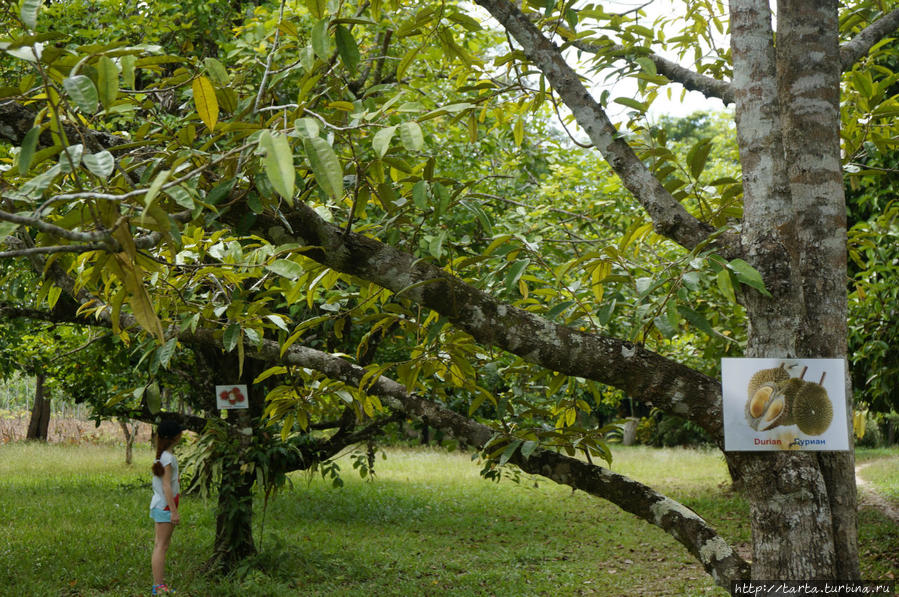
[721,358,850,451]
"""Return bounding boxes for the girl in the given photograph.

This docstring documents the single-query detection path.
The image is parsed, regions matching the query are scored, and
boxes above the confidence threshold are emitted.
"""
[150,419,184,595]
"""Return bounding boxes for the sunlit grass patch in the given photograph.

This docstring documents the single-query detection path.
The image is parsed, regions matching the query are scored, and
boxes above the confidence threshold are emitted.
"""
[2,442,895,595]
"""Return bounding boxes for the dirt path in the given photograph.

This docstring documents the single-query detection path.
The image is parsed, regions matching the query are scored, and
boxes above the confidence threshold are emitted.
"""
[855,459,899,524]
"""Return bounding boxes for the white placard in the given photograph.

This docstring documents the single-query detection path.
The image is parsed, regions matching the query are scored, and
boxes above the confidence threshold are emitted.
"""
[722,358,849,452]
[216,384,249,410]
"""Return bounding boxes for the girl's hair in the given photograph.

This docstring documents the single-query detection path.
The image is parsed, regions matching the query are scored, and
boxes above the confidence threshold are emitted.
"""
[152,435,179,477]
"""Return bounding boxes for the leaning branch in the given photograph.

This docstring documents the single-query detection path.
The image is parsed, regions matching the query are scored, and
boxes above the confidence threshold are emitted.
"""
[249,203,725,443]
[840,7,899,70]
[0,297,749,587]
[475,0,739,257]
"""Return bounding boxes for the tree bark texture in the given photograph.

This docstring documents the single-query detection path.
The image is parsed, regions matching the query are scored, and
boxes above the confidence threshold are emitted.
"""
[26,374,50,441]
[207,466,257,573]
[777,0,859,578]
[727,0,857,581]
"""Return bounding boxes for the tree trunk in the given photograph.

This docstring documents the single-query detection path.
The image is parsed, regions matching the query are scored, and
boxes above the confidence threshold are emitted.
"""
[207,464,257,573]
[26,374,50,441]
[727,0,859,581]
[621,417,639,446]
[118,419,137,465]
[201,355,262,573]
[420,417,430,446]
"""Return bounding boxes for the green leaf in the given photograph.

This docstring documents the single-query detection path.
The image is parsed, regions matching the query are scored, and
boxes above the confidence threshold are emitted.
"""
[727,259,771,297]
[513,117,524,146]
[82,151,115,179]
[146,382,161,414]
[372,125,396,158]
[18,163,61,198]
[302,136,343,199]
[716,268,736,303]
[63,75,98,114]
[505,259,529,293]
[204,57,230,85]
[498,440,522,466]
[223,323,242,352]
[265,314,290,333]
[687,138,713,179]
[97,55,119,108]
[259,130,296,203]
[519,440,539,460]
[207,178,235,205]
[57,144,83,173]
[335,25,360,72]
[677,306,714,336]
[653,313,677,338]
[597,299,616,325]
[613,97,647,112]
[546,301,574,320]
[311,19,331,60]
[121,55,137,89]
[306,0,326,19]
[158,337,177,369]
[635,56,656,76]
[165,185,195,209]
[399,121,423,151]
[192,76,218,132]
[468,392,487,416]
[0,220,20,240]
[18,126,40,175]
[295,117,320,138]
[143,168,170,213]
[20,0,43,29]
[266,259,304,280]
[412,180,429,210]
[396,46,420,80]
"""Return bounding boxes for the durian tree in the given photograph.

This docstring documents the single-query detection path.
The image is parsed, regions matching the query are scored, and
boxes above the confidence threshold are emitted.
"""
[2,0,899,586]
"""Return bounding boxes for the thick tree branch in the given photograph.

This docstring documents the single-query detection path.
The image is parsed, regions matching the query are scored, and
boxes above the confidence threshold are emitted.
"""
[475,0,739,258]
[227,330,751,588]
[840,7,899,70]
[0,293,748,586]
[0,101,127,152]
[251,204,725,442]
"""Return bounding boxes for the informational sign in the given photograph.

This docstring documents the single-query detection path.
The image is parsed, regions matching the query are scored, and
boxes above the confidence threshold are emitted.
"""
[216,384,249,410]
[721,358,849,452]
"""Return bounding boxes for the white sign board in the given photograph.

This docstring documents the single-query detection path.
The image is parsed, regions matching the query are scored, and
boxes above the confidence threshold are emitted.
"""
[721,358,849,452]
[216,384,249,410]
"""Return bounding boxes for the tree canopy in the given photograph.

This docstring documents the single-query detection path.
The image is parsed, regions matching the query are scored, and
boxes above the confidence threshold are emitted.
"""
[2,0,899,586]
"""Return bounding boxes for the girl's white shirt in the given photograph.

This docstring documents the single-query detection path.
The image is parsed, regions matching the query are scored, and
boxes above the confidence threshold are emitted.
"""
[150,450,180,511]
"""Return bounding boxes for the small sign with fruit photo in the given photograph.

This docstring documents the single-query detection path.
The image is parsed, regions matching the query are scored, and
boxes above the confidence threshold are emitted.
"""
[721,358,849,452]
[216,384,249,410]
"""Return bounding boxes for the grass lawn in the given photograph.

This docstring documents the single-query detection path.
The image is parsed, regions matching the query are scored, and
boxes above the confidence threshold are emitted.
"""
[0,442,896,596]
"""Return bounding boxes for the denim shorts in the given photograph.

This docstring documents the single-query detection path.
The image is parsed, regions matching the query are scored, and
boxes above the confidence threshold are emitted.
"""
[150,508,172,523]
